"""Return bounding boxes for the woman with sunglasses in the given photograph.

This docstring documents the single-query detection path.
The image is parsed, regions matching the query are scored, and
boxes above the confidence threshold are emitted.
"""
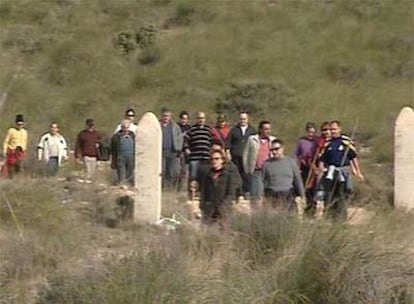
[196,149,237,227]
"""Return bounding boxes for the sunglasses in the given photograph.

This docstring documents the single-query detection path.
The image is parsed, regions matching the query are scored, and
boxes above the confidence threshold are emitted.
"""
[322,128,329,131]
[197,117,206,119]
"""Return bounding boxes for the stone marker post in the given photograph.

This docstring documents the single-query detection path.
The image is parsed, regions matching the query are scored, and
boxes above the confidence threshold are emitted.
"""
[134,112,162,223]
[394,106,414,211]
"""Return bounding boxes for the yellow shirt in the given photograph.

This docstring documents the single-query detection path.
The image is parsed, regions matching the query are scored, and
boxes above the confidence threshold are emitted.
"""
[3,127,28,154]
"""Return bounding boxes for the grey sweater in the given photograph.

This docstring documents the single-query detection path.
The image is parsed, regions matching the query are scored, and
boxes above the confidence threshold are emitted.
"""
[262,156,305,197]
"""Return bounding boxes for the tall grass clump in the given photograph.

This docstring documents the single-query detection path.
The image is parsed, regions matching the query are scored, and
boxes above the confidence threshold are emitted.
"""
[0,179,90,303]
[33,210,414,304]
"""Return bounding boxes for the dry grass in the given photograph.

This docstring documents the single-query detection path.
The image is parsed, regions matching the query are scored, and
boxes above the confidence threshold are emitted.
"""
[0,172,413,304]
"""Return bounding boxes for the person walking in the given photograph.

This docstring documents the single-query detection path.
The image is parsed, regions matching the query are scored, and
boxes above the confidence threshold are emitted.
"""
[242,120,276,208]
[2,114,28,178]
[177,110,191,192]
[75,118,101,183]
[319,120,363,220]
[211,114,230,149]
[159,107,183,188]
[114,108,138,134]
[37,122,68,176]
[183,111,213,183]
[292,122,319,213]
[263,139,305,211]
[226,112,256,198]
[312,121,332,218]
[111,119,135,186]
[196,149,237,227]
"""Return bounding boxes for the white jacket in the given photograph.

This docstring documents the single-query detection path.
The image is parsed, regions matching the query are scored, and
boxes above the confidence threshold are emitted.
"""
[37,133,68,166]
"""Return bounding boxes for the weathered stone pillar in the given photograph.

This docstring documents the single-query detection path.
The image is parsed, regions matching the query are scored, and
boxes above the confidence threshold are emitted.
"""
[394,106,414,210]
[134,112,162,222]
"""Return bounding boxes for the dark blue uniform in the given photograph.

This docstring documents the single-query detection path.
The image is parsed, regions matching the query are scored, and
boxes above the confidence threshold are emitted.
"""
[320,135,357,167]
[319,134,358,220]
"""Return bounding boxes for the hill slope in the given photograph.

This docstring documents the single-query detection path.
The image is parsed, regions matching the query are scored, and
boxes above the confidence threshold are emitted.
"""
[0,0,413,161]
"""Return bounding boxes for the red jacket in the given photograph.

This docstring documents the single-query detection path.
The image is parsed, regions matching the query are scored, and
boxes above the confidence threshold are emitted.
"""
[211,126,230,146]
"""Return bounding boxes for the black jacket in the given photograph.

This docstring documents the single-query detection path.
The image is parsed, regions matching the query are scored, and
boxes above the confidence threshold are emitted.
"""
[196,165,237,219]
[226,124,256,158]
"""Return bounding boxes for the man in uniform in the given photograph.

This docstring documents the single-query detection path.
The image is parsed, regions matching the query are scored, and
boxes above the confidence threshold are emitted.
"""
[319,120,363,219]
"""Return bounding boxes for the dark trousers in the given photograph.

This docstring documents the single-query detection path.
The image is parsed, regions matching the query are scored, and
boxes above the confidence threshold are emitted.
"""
[176,153,188,192]
[231,155,249,195]
[300,165,317,214]
[117,154,134,185]
[264,189,296,211]
[323,178,348,220]
[201,202,231,229]
[162,151,179,187]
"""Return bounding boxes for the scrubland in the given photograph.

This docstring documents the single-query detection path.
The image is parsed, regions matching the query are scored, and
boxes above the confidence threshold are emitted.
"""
[0,0,413,303]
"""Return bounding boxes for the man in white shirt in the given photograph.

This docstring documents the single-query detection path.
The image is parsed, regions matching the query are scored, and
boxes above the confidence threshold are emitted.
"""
[114,108,138,134]
[37,122,68,176]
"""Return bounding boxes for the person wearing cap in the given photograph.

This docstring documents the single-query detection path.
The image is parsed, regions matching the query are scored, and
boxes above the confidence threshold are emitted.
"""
[2,114,28,178]
[114,108,138,134]
[75,118,101,183]
[263,139,305,210]
[37,122,68,176]
[159,107,183,188]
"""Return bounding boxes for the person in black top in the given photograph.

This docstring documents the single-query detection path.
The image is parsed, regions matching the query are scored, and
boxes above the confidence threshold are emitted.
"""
[196,149,237,227]
[226,112,256,198]
[177,110,191,192]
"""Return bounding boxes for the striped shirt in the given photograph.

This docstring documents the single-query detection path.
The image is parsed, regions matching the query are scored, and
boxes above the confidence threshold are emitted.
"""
[184,124,213,161]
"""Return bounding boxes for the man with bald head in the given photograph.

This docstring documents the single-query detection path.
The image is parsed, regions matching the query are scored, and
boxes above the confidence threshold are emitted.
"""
[111,119,135,186]
[226,112,256,198]
[183,111,213,187]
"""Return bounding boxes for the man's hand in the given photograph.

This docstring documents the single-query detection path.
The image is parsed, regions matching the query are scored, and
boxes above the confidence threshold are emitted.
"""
[355,172,364,181]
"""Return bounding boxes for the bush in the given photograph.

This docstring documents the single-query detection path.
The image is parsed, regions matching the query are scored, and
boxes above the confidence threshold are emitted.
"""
[326,62,367,84]
[214,81,297,121]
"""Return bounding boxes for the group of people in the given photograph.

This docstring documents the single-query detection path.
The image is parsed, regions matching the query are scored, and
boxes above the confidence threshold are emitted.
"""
[188,116,363,224]
[1,108,364,224]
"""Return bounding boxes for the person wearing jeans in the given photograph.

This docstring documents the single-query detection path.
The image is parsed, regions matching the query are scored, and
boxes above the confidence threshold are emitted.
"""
[111,119,135,186]
[243,120,276,209]
[183,112,213,196]
[37,122,68,176]
[159,107,183,188]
